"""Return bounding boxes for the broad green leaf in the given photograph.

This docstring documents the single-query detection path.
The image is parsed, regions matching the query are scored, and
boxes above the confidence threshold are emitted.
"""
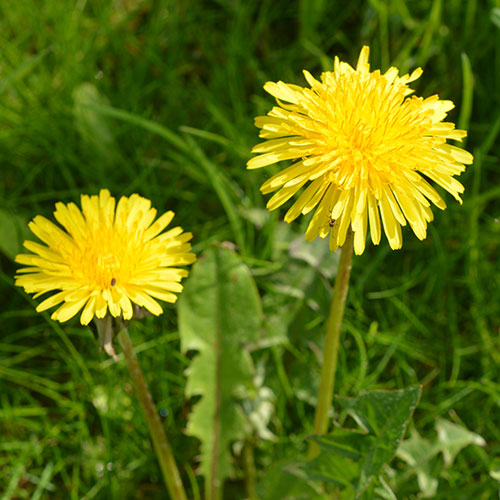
[237,362,277,442]
[397,419,486,496]
[304,386,421,498]
[0,209,31,260]
[435,418,485,467]
[396,431,439,497]
[256,461,325,500]
[178,245,262,499]
[490,457,500,482]
[373,476,397,500]
[358,475,397,500]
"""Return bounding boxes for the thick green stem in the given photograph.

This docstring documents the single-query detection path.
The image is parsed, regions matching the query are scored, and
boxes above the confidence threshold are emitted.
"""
[243,439,257,500]
[308,230,354,459]
[117,326,188,500]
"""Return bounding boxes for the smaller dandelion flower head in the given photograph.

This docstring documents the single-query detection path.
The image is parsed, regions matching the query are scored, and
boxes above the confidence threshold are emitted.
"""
[247,46,473,255]
[15,189,196,325]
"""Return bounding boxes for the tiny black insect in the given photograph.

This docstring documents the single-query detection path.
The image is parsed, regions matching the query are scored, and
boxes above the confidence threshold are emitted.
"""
[111,278,116,287]
[329,218,336,228]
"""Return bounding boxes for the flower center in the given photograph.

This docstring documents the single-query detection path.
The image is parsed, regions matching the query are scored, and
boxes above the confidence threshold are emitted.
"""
[320,72,430,190]
[67,226,141,290]
[94,252,121,288]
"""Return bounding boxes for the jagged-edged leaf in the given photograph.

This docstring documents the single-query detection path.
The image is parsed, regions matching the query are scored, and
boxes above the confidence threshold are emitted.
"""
[435,418,485,467]
[396,419,485,497]
[178,244,262,497]
[256,461,325,500]
[358,475,397,500]
[373,476,397,500]
[237,361,277,443]
[396,431,439,497]
[304,386,421,498]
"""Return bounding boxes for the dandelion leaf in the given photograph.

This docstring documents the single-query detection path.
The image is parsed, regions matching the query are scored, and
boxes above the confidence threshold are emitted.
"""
[396,431,439,497]
[304,386,421,498]
[397,419,485,496]
[256,460,325,500]
[178,245,262,492]
[435,418,485,467]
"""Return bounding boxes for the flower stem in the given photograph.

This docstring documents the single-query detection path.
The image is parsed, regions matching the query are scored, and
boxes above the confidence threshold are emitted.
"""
[243,439,257,500]
[117,325,188,500]
[308,230,354,459]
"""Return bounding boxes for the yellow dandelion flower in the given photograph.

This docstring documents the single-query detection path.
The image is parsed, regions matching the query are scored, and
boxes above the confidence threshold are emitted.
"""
[15,189,196,325]
[247,46,473,255]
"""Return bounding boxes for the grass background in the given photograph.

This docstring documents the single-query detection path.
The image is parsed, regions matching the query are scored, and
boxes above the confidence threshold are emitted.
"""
[1,0,499,498]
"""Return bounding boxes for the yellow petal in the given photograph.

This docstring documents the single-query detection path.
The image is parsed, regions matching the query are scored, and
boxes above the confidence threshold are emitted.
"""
[367,192,381,245]
[266,178,308,211]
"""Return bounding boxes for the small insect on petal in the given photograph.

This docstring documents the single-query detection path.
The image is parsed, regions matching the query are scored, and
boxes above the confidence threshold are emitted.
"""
[14,189,196,324]
[246,46,473,253]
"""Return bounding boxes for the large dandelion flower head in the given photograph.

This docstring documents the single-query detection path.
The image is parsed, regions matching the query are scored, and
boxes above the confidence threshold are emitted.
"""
[247,46,473,255]
[15,189,196,325]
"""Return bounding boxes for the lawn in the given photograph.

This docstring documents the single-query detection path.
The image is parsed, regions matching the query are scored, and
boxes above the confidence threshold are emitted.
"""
[1,0,499,498]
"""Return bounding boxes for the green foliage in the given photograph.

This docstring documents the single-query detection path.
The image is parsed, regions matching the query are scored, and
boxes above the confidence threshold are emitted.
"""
[303,387,421,499]
[256,461,325,500]
[0,209,30,260]
[396,419,486,497]
[178,245,262,497]
[1,0,499,498]
[73,83,118,164]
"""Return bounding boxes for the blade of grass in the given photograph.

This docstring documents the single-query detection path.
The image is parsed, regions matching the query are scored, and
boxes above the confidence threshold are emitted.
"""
[179,125,231,148]
[0,47,52,97]
[0,462,25,500]
[418,0,442,67]
[31,462,55,500]
[183,135,247,254]
[458,52,473,133]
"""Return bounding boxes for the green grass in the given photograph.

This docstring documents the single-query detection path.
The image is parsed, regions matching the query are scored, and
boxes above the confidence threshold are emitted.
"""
[1,0,500,498]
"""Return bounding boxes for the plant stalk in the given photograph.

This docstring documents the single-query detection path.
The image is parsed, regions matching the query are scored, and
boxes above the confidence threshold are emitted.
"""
[308,230,354,459]
[117,326,188,500]
[243,439,257,500]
